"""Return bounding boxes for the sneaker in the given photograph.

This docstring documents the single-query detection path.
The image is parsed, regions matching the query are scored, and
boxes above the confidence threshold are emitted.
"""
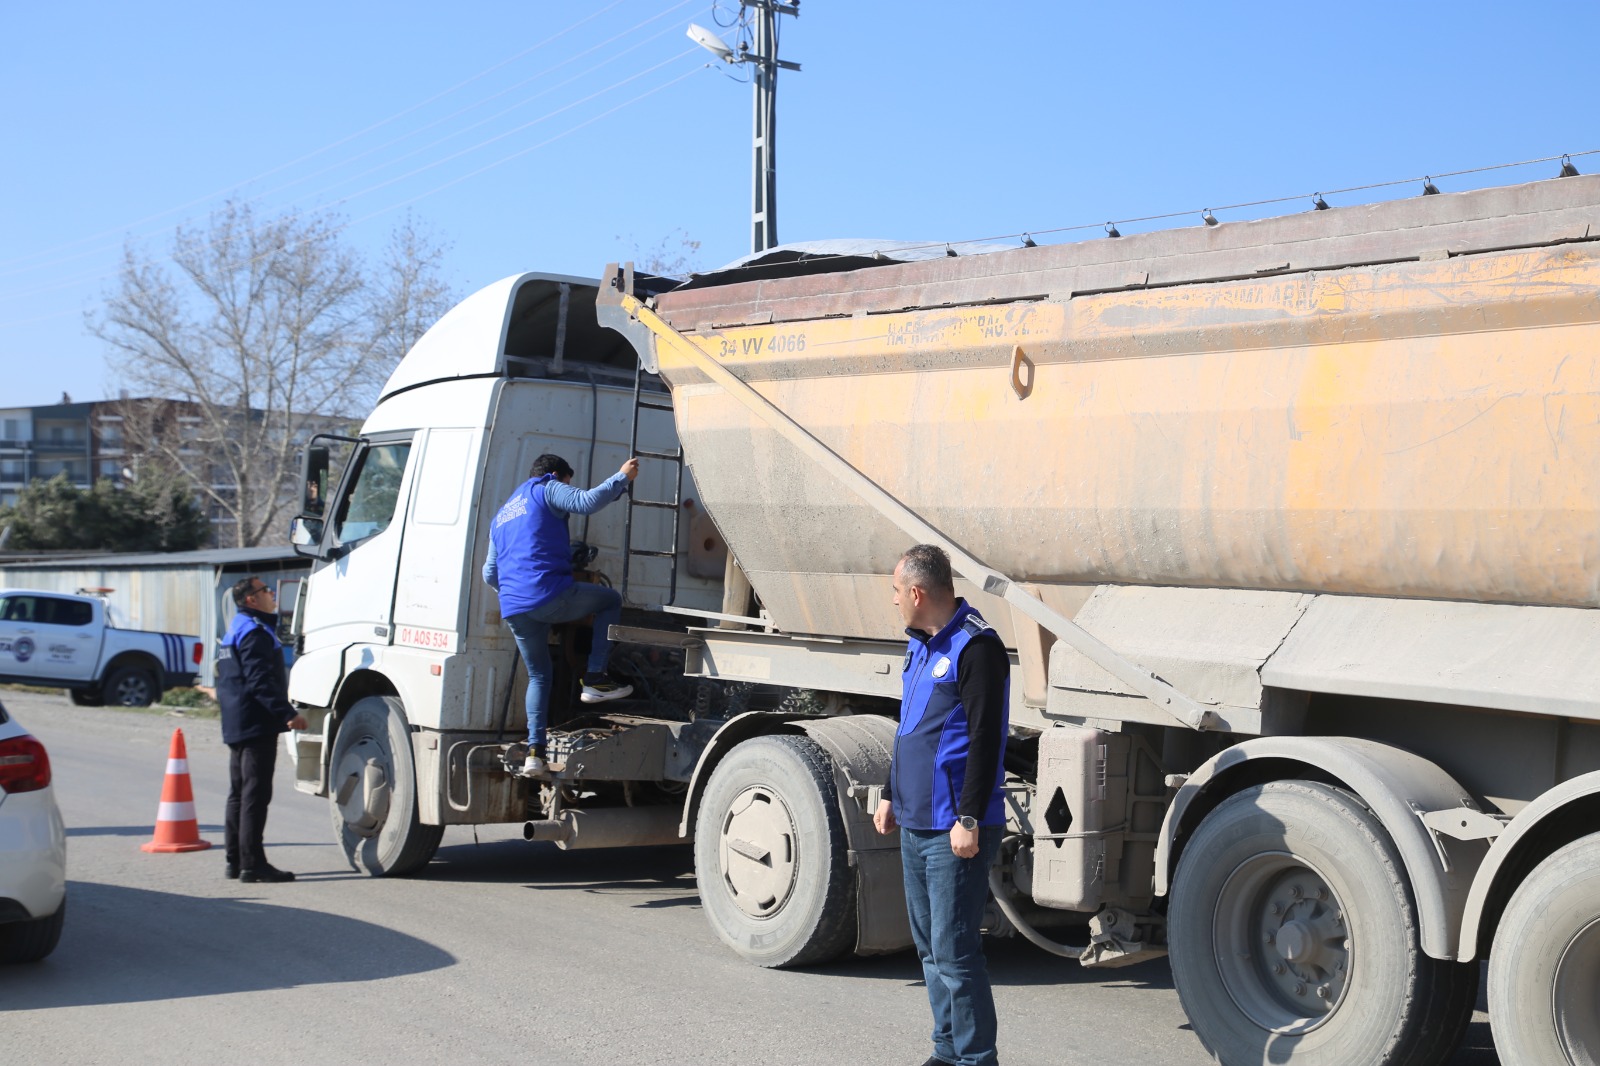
[239,864,296,884]
[522,754,548,776]
[580,677,634,704]
[224,862,240,880]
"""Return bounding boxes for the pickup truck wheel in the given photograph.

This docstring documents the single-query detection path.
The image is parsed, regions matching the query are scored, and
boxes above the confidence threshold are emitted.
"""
[1488,832,1600,1064]
[693,734,856,968]
[102,665,156,707]
[0,899,65,964]
[1168,781,1476,1066]
[328,696,442,877]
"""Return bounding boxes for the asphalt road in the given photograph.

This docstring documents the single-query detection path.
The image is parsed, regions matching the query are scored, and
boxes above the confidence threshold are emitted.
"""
[1,690,1501,1065]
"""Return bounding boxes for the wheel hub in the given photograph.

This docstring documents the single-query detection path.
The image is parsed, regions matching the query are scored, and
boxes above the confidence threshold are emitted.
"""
[1216,854,1351,1033]
[718,784,798,920]
[332,736,391,838]
[1553,915,1600,1063]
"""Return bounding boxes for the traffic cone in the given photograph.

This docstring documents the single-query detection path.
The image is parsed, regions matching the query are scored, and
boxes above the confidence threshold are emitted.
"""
[141,728,212,853]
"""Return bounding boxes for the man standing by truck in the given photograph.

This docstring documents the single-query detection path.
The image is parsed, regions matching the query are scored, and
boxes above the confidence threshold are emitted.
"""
[875,544,1009,1066]
[484,453,639,776]
[218,577,307,884]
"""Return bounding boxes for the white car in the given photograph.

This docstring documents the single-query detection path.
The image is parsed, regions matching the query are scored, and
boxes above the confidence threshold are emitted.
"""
[0,699,66,963]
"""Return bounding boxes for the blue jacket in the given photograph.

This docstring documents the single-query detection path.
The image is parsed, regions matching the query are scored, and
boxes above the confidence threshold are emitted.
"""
[486,475,574,617]
[889,600,1010,831]
[216,607,296,746]
[484,471,631,617]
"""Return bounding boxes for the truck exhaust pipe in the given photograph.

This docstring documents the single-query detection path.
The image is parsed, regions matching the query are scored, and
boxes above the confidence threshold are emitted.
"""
[524,807,685,850]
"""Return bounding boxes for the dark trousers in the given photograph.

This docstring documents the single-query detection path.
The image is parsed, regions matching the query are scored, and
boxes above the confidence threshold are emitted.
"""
[225,736,279,870]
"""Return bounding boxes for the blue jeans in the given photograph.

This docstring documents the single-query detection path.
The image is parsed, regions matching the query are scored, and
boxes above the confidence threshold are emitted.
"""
[504,582,622,747]
[901,825,1004,1066]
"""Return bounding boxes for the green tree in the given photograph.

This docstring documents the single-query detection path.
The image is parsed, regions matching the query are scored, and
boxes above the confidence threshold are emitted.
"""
[0,472,208,553]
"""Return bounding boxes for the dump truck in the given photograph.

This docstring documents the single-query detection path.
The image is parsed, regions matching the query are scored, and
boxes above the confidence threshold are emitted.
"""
[288,177,1600,1065]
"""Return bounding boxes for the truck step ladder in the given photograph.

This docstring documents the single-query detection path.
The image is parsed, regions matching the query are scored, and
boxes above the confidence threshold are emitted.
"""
[620,361,685,606]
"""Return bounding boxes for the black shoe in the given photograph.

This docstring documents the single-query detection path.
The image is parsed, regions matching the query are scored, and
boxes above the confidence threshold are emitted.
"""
[239,864,295,883]
[919,1058,955,1066]
[224,862,240,880]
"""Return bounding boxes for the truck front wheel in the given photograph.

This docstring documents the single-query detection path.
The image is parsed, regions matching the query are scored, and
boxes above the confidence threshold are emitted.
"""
[1168,781,1476,1065]
[694,734,856,968]
[328,696,443,876]
[1487,832,1600,1064]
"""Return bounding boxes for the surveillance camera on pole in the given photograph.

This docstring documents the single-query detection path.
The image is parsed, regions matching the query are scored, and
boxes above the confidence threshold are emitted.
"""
[689,3,800,255]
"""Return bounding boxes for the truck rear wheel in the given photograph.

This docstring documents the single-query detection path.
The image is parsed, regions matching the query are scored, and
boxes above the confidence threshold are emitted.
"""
[1487,832,1600,1064]
[328,696,443,877]
[1168,781,1476,1065]
[694,734,856,968]
[102,665,155,707]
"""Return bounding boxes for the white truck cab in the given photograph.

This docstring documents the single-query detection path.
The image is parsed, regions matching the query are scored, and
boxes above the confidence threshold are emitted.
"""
[285,272,723,874]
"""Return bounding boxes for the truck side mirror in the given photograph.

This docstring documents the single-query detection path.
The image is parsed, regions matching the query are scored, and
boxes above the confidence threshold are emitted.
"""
[290,516,325,557]
[301,445,329,518]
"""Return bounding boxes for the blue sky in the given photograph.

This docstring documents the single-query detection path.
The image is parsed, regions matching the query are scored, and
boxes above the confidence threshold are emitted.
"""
[3,1,1597,408]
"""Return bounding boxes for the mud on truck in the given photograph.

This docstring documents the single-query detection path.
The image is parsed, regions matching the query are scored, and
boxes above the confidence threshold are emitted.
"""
[288,177,1600,1065]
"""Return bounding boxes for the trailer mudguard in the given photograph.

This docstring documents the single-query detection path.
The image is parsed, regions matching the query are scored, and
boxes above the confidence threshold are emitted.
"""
[678,711,814,837]
[1456,768,1600,959]
[1156,736,1489,961]
[680,710,913,954]
[793,714,912,955]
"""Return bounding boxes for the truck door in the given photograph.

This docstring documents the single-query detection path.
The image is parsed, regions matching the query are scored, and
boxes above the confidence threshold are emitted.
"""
[0,594,99,682]
[299,436,416,657]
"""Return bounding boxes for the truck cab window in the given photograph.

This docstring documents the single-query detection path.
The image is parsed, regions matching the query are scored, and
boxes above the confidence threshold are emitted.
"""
[333,442,412,546]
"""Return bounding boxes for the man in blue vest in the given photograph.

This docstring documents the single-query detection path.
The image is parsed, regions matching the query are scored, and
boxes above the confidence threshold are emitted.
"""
[874,544,1009,1066]
[484,453,638,776]
[217,576,307,884]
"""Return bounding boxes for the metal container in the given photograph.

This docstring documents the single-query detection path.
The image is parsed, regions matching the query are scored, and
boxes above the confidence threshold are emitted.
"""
[636,177,1600,643]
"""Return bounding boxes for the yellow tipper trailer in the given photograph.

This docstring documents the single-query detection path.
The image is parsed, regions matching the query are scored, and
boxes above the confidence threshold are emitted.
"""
[597,175,1600,1065]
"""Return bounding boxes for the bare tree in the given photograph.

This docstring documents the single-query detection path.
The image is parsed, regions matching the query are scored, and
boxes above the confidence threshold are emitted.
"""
[89,202,454,547]
[622,228,703,277]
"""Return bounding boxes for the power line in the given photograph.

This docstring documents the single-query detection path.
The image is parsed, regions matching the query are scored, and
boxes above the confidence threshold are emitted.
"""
[0,0,638,275]
[349,64,711,224]
[677,148,1600,277]
[0,57,716,320]
[0,49,707,306]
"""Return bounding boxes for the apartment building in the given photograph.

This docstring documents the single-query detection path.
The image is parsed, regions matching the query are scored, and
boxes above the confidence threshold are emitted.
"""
[1,397,350,545]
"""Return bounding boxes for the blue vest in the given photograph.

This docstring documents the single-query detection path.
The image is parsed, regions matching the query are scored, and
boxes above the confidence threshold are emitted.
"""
[489,475,574,617]
[216,608,290,745]
[891,600,1009,831]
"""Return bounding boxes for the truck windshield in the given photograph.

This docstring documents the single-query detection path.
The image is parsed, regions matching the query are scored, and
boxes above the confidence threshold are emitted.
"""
[333,441,412,545]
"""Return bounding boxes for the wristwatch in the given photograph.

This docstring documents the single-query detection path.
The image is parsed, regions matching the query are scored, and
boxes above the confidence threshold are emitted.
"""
[957,816,979,831]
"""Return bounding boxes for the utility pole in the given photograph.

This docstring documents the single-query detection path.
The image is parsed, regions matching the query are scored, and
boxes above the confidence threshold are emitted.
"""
[688,2,800,254]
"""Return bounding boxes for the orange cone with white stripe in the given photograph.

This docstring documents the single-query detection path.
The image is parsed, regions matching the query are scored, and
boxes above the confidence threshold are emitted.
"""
[141,728,212,853]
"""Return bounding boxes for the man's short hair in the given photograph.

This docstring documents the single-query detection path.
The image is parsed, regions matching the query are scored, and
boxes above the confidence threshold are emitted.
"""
[530,453,575,480]
[231,576,261,608]
[900,544,954,596]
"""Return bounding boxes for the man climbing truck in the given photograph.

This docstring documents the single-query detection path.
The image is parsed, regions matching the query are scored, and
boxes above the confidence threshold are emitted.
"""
[285,177,1600,1064]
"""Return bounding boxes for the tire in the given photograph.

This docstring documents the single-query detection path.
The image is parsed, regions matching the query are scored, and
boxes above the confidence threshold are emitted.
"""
[693,734,856,968]
[328,696,443,877]
[68,688,103,707]
[1488,832,1600,1065]
[1168,781,1476,1066]
[0,899,65,964]
[102,665,156,707]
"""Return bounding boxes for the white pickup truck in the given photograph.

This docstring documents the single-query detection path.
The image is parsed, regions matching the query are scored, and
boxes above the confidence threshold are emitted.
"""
[0,589,201,707]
